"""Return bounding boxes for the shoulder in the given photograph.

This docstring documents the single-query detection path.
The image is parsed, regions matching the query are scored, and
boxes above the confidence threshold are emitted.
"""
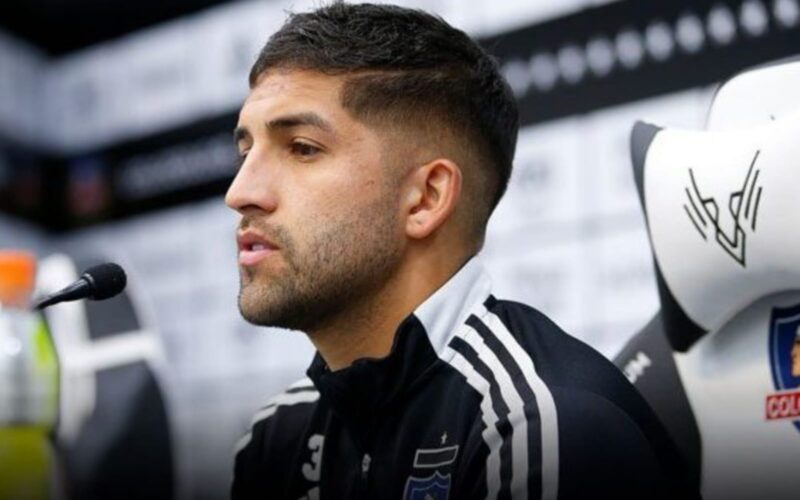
[484,297,637,396]
[552,386,673,498]
[483,297,680,447]
[234,377,320,461]
[439,295,633,431]
[446,297,696,497]
[232,378,321,498]
[483,297,698,497]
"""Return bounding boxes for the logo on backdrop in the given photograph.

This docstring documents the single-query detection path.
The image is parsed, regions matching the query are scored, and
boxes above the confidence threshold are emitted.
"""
[766,303,800,430]
[403,443,458,500]
[682,150,763,267]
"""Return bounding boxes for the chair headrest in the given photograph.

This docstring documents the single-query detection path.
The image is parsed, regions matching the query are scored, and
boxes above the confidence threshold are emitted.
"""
[631,108,800,349]
[707,56,800,131]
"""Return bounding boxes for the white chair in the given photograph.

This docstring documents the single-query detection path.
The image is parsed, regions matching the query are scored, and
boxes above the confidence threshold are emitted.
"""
[615,56,800,500]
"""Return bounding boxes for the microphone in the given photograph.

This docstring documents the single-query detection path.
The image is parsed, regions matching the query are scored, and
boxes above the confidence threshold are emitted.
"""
[34,263,127,310]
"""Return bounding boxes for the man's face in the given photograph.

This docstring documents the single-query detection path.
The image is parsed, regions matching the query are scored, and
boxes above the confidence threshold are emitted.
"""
[226,69,406,332]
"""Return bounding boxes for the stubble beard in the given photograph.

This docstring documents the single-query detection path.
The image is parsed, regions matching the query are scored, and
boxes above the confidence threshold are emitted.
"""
[237,197,402,333]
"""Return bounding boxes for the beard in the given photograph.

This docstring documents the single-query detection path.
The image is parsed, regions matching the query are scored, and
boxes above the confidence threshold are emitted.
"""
[236,195,403,333]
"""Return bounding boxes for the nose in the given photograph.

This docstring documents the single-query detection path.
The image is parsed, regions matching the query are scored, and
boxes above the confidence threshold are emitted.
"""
[225,152,278,214]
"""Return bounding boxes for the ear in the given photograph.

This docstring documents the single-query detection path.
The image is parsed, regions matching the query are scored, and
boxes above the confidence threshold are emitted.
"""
[403,158,462,240]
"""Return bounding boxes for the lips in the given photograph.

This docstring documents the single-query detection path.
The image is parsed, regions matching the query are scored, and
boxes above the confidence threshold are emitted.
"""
[237,231,279,266]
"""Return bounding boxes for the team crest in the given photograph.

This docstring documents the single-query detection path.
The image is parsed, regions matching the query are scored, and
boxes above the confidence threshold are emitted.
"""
[403,444,458,500]
[766,303,800,431]
[402,471,451,500]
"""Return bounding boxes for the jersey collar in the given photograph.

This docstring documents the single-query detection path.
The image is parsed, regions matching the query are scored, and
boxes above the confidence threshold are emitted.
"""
[414,254,492,358]
[306,255,492,440]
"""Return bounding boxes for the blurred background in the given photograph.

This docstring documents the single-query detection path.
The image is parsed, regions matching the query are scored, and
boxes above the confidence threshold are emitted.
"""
[0,0,797,498]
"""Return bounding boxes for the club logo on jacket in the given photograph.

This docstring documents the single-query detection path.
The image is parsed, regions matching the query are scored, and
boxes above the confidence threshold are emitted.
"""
[402,443,459,500]
[766,304,800,431]
[682,149,763,267]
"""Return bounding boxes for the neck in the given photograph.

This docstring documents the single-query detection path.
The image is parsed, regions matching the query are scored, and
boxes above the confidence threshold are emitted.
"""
[308,248,472,371]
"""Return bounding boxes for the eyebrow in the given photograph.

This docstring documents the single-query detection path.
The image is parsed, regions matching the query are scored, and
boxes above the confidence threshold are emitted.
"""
[233,111,335,145]
[267,112,334,134]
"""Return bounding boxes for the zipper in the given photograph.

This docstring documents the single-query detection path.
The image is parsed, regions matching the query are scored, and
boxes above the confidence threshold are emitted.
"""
[361,453,371,479]
[359,453,372,498]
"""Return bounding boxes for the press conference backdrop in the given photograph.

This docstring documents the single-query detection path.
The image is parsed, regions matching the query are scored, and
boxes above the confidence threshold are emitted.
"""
[1,0,797,498]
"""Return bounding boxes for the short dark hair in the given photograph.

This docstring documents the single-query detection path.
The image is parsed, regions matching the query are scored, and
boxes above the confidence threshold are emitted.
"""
[250,1,518,223]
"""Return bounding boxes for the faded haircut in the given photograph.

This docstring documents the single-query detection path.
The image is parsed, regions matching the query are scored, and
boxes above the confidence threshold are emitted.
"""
[249,1,519,231]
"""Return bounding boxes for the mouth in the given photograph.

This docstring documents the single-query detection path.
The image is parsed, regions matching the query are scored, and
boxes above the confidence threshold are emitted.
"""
[237,231,279,267]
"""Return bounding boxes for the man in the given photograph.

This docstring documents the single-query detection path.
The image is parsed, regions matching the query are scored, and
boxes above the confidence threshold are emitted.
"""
[793,327,800,377]
[227,2,698,499]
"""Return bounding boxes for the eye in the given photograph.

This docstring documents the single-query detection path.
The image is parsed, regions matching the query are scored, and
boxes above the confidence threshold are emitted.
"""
[290,141,322,159]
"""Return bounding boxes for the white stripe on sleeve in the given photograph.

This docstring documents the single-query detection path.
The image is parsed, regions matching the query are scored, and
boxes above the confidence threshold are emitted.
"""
[458,322,530,499]
[446,349,504,499]
[234,390,320,455]
[483,310,559,500]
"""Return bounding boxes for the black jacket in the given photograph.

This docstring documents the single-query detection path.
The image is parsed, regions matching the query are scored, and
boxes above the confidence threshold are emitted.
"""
[232,258,699,499]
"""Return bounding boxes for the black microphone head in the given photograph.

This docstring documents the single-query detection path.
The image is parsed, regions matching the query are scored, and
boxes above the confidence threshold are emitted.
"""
[81,263,127,300]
